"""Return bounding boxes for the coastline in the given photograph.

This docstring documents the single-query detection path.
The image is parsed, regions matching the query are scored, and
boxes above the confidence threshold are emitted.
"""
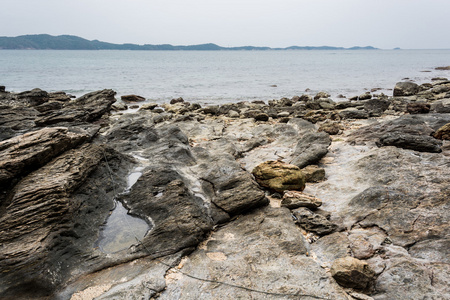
[1,77,450,299]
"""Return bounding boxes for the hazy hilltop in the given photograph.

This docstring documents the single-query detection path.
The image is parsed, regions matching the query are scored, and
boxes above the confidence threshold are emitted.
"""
[0,34,378,50]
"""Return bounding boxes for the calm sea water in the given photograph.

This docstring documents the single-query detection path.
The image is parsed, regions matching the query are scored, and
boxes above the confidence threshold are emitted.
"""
[1,50,450,104]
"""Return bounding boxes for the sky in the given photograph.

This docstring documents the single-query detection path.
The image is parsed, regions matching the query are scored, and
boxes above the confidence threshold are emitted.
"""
[1,0,450,49]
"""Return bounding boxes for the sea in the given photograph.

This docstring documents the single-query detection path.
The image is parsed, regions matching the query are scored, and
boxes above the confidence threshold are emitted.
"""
[1,49,450,105]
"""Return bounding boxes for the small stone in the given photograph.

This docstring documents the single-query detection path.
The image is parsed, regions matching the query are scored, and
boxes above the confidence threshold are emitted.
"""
[0,86,5,92]
[330,256,376,290]
[435,66,450,70]
[121,94,146,102]
[277,111,290,118]
[227,110,240,118]
[359,93,372,100]
[170,97,184,104]
[112,102,128,111]
[281,191,322,209]
[292,207,337,235]
[254,113,269,122]
[140,103,159,110]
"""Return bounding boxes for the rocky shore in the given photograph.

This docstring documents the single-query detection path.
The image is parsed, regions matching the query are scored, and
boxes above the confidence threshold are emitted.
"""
[0,77,449,300]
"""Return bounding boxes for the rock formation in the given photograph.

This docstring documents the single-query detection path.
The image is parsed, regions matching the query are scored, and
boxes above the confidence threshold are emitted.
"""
[0,78,449,299]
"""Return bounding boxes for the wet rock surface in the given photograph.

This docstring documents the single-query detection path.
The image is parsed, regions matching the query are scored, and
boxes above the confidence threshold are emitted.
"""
[0,81,449,299]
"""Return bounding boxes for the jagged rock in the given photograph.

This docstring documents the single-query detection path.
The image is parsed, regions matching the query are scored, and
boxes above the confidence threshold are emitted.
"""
[376,132,442,153]
[393,82,419,96]
[0,127,88,189]
[290,132,331,168]
[292,207,337,235]
[301,165,326,182]
[48,91,72,102]
[35,89,116,126]
[121,94,145,102]
[0,144,132,297]
[252,160,305,193]
[34,101,64,112]
[433,122,450,140]
[0,106,39,141]
[281,191,322,209]
[330,257,376,290]
[17,88,49,106]
[406,102,431,114]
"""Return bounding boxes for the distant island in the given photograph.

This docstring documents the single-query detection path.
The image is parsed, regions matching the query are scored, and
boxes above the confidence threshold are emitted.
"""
[0,34,378,51]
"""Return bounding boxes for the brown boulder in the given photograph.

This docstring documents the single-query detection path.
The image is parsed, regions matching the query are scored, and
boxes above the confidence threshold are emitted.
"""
[433,123,450,140]
[330,256,376,290]
[252,160,305,193]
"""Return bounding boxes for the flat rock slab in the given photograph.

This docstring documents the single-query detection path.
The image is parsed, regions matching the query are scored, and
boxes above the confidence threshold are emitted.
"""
[157,207,349,300]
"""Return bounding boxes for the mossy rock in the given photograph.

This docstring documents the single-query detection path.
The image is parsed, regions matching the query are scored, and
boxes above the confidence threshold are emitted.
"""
[252,160,305,193]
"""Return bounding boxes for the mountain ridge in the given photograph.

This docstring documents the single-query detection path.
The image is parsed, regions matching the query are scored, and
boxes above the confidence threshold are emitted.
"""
[0,34,378,50]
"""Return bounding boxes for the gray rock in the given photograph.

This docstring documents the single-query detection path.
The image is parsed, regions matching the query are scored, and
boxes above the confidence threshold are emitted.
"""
[17,88,49,106]
[290,132,331,168]
[359,92,372,100]
[293,207,337,235]
[364,99,390,116]
[376,132,442,153]
[35,89,116,126]
[123,168,214,256]
[339,108,369,119]
[393,82,419,96]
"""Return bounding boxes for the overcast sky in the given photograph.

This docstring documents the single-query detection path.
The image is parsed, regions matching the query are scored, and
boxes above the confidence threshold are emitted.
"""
[1,0,449,49]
